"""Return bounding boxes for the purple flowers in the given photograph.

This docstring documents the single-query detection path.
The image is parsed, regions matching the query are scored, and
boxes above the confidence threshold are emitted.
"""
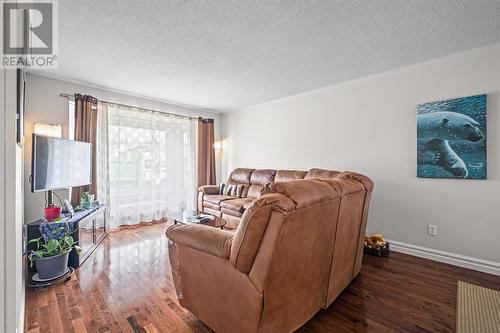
[39,221,70,242]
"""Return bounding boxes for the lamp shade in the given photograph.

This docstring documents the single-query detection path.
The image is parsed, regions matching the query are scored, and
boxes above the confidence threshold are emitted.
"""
[33,123,62,138]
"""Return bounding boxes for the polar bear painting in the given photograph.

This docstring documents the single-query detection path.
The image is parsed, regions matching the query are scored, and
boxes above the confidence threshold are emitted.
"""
[417,94,486,179]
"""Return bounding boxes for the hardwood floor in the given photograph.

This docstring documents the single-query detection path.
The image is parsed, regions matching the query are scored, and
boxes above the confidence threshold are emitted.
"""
[25,222,500,333]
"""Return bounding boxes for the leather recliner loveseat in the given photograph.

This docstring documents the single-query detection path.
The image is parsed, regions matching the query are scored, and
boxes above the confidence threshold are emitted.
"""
[198,168,353,229]
[167,170,373,333]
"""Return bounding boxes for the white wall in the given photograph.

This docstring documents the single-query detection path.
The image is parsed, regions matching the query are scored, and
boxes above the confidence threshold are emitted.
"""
[24,73,222,224]
[222,43,500,264]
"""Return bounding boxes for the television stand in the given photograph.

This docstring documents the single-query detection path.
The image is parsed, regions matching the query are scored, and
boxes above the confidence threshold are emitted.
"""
[26,205,107,269]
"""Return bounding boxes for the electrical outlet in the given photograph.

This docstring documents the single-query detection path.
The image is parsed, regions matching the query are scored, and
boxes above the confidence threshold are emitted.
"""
[427,224,437,236]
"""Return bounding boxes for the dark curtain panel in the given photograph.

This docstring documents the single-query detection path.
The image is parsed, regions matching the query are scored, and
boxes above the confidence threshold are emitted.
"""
[197,117,216,187]
[71,94,98,206]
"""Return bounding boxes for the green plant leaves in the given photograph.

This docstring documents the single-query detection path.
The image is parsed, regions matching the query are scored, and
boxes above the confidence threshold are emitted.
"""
[43,239,60,254]
[27,238,41,244]
[28,232,79,264]
[63,236,74,246]
[81,191,91,202]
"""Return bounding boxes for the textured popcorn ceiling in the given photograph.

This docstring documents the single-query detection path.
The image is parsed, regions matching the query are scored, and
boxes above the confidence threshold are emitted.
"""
[32,0,500,111]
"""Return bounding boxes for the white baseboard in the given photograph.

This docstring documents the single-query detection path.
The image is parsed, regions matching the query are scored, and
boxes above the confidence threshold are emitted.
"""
[386,239,500,276]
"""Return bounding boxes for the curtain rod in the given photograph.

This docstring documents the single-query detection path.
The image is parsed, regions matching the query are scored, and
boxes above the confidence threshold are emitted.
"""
[59,93,209,121]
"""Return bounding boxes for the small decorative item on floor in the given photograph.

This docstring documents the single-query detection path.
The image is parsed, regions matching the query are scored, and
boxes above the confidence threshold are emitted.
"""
[28,221,81,286]
[80,191,95,209]
[364,234,389,257]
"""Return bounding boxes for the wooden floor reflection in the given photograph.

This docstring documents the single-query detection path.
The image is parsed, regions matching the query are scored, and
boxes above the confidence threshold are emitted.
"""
[25,222,500,333]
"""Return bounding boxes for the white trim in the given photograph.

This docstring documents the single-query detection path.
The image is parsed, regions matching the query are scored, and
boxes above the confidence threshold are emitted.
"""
[4,68,25,333]
[1,66,6,333]
[18,295,25,333]
[387,239,500,276]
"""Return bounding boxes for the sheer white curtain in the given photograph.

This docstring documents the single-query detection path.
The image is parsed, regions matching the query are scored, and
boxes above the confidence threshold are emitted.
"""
[97,102,197,229]
[96,101,109,221]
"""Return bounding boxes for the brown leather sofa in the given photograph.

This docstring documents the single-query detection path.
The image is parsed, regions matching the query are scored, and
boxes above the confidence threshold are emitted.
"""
[198,168,349,229]
[167,171,373,333]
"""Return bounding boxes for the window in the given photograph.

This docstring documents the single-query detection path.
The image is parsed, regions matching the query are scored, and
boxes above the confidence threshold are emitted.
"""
[99,103,196,228]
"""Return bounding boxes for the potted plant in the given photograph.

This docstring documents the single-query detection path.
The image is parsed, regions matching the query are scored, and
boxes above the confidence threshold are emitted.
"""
[80,191,95,209]
[28,222,81,280]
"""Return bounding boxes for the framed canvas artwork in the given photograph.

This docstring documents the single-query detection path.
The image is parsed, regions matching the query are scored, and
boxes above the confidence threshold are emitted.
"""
[417,94,486,179]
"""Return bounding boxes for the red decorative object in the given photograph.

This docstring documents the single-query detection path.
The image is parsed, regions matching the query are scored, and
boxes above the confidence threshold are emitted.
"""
[44,206,61,221]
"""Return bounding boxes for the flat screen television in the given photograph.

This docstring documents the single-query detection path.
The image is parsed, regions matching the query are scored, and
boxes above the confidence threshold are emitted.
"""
[31,134,92,192]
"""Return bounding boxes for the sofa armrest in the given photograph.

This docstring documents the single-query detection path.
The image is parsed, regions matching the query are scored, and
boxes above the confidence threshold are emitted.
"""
[166,224,233,259]
[198,185,220,195]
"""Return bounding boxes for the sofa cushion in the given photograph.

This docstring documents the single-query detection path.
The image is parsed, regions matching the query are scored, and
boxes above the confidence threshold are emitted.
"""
[305,168,340,180]
[274,170,307,182]
[221,213,241,230]
[250,169,276,185]
[220,198,254,213]
[203,207,222,217]
[204,194,234,205]
[222,184,248,198]
[228,168,254,185]
[247,184,264,199]
[203,201,221,211]
[198,184,220,195]
[230,193,295,273]
[264,179,339,209]
[335,171,374,192]
[221,207,243,218]
[222,184,235,196]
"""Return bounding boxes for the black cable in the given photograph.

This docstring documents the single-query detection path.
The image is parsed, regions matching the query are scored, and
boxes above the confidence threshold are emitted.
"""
[53,191,64,207]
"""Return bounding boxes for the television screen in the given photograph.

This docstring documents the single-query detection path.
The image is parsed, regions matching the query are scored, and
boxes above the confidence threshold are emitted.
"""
[32,134,92,192]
